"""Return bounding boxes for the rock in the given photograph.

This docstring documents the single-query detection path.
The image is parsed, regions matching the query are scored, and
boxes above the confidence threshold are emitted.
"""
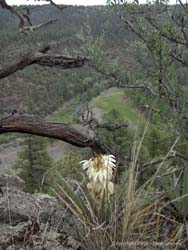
[0,174,82,250]
[0,222,69,250]
[0,187,57,225]
[0,174,25,191]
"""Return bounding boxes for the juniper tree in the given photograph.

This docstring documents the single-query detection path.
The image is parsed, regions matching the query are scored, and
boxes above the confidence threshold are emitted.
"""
[14,135,53,193]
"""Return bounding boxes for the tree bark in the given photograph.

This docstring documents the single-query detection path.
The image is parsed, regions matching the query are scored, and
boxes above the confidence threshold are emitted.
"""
[0,46,89,79]
[0,115,107,154]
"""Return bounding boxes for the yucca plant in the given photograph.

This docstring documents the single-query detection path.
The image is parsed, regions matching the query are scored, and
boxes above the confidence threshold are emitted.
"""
[51,165,169,250]
[50,132,186,249]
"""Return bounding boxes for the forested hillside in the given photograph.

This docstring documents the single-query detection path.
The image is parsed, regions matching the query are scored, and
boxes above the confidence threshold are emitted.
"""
[0,5,132,114]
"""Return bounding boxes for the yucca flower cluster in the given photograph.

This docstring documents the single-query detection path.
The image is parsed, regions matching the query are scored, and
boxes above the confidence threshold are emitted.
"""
[80,155,116,200]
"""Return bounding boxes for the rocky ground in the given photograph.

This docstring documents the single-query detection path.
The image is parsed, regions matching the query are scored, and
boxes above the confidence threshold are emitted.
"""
[0,174,82,250]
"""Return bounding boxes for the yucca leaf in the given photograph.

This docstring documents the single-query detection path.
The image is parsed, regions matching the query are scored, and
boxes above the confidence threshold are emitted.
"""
[56,176,96,225]
[115,171,129,203]
[57,182,90,223]
[161,173,182,213]
[81,181,98,222]
[174,224,184,241]
[52,188,86,223]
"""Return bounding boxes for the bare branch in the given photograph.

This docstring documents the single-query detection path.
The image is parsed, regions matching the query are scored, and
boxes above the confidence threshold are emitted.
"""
[155,168,179,179]
[177,0,188,14]
[0,46,89,79]
[20,18,58,34]
[89,64,158,96]
[142,155,174,169]
[0,0,60,34]
[142,150,188,171]
[110,83,158,96]
[97,122,129,131]
[0,0,25,32]
[146,15,187,46]
[120,15,147,44]
[0,114,107,154]
[170,51,188,67]
[175,151,188,162]
[40,0,68,11]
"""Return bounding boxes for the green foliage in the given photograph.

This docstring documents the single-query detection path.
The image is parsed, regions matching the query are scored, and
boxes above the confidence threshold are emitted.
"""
[52,163,187,249]
[162,170,188,219]
[55,153,83,182]
[112,1,188,138]
[14,135,53,193]
[0,134,19,145]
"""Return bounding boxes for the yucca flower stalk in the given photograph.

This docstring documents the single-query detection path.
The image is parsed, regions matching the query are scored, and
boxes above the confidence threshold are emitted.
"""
[80,155,116,200]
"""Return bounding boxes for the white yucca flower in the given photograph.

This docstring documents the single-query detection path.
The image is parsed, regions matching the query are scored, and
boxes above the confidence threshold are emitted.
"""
[80,155,116,182]
[80,155,116,199]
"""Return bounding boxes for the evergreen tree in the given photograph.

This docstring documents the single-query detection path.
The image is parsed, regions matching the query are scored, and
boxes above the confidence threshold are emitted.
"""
[55,153,82,182]
[14,135,53,193]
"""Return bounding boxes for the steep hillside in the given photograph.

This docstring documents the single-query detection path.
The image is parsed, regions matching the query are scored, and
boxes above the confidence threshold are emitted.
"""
[0,5,134,116]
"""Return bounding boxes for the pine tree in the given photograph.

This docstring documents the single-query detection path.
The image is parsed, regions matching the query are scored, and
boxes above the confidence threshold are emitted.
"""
[14,135,53,193]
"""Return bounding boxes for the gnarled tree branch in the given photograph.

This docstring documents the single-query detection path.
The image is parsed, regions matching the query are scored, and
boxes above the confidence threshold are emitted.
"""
[0,114,107,154]
[0,46,89,79]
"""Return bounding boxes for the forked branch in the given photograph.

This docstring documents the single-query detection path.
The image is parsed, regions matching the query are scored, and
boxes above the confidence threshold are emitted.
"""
[0,0,63,34]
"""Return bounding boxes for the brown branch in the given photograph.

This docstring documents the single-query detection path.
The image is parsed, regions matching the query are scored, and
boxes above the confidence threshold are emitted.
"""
[142,155,174,169]
[112,83,158,96]
[120,15,148,44]
[170,51,188,67]
[0,0,25,31]
[0,114,107,154]
[97,122,129,131]
[40,0,68,11]
[177,0,188,14]
[0,46,89,79]
[20,18,58,34]
[175,151,188,162]
[155,168,179,179]
[146,15,187,46]
[89,64,158,96]
[141,150,188,171]
[0,0,61,34]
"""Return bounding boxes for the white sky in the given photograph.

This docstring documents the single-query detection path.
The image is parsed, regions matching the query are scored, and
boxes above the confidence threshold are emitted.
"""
[6,0,184,6]
[7,0,107,5]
